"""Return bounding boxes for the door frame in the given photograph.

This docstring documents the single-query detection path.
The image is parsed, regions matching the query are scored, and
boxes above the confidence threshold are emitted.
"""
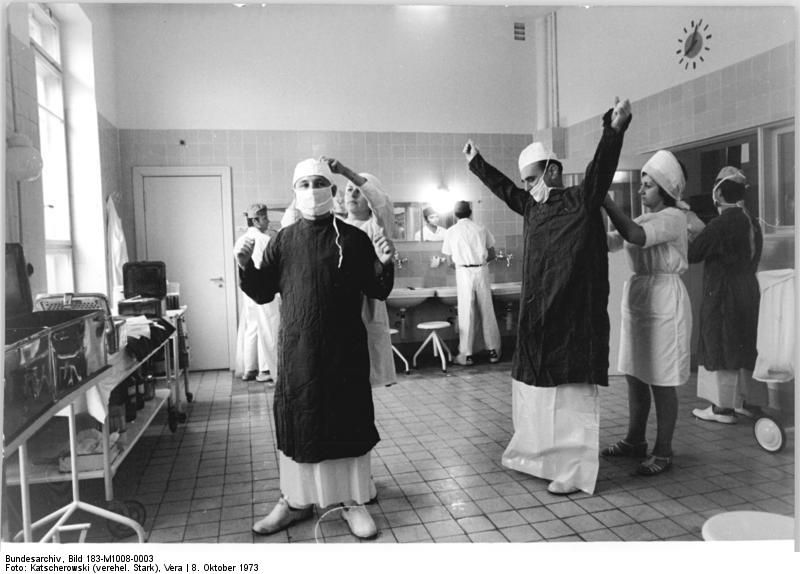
[132,166,237,370]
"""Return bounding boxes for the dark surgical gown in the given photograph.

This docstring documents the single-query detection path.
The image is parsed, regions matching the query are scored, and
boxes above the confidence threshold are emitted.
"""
[468,108,627,388]
[689,206,763,371]
[238,216,394,463]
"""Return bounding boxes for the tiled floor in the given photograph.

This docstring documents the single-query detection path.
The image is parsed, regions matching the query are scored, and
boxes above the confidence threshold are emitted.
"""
[10,358,795,543]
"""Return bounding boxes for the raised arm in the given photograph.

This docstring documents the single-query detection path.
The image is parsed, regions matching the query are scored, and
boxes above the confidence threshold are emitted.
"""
[237,234,281,303]
[359,233,395,301]
[464,139,529,216]
[583,98,632,211]
[603,195,646,246]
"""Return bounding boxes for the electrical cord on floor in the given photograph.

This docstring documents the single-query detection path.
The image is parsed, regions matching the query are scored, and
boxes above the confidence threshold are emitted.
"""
[313,504,360,544]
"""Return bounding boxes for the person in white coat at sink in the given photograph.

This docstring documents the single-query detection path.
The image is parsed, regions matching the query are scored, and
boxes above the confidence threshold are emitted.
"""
[324,156,397,388]
[441,201,502,366]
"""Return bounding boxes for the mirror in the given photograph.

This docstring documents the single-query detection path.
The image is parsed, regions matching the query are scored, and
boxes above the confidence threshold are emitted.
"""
[391,202,462,242]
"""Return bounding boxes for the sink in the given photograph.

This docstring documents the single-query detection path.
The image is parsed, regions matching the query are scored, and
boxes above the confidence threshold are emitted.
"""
[435,286,458,306]
[386,287,436,309]
[491,281,522,303]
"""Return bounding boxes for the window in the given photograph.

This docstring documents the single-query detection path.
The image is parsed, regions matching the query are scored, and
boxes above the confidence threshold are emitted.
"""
[30,4,74,292]
[762,121,795,231]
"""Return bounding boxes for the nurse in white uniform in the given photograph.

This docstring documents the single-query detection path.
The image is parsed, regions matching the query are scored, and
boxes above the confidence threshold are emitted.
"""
[601,150,692,477]
[234,203,280,383]
[324,157,397,388]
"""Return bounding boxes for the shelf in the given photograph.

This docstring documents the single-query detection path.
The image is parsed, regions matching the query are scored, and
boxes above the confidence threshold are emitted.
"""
[4,389,170,486]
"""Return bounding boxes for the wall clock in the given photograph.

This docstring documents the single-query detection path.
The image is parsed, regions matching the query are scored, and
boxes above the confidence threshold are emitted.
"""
[677,18,712,70]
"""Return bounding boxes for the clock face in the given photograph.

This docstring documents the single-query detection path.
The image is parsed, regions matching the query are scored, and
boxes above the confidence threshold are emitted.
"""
[677,19,712,70]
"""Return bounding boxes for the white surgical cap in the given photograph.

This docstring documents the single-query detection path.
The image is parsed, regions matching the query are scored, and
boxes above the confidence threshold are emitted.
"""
[715,166,748,187]
[518,142,559,177]
[293,158,335,187]
[642,150,686,202]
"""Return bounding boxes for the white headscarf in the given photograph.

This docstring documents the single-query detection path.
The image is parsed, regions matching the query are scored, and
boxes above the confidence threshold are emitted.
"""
[642,150,688,209]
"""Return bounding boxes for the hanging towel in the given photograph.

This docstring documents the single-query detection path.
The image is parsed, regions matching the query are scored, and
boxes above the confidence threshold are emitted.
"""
[106,195,129,311]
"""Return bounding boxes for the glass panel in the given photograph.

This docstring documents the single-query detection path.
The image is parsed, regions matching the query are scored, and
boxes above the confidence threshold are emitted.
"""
[777,131,795,227]
[34,55,64,119]
[45,249,74,294]
[29,4,61,65]
[39,108,71,242]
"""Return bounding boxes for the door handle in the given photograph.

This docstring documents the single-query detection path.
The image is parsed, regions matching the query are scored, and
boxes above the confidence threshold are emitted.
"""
[209,277,224,282]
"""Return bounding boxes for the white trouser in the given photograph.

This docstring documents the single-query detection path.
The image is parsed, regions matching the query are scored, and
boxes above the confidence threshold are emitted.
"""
[278,451,376,508]
[455,266,501,358]
[235,294,280,376]
[362,297,397,387]
[697,366,767,409]
[502,380,600,495]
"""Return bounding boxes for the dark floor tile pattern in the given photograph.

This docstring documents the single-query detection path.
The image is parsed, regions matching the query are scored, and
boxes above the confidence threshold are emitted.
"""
[11,363,793,543]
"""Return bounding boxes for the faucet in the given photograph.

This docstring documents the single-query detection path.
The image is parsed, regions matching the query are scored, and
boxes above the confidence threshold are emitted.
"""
[494,249,514,268]
[393,252,408,269]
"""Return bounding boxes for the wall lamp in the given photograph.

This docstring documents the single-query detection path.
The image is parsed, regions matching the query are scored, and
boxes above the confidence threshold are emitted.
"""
[6,133,44,182]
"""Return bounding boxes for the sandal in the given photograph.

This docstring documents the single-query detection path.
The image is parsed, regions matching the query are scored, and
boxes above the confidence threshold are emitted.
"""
[601,439,648,458]
[636,455,672,476]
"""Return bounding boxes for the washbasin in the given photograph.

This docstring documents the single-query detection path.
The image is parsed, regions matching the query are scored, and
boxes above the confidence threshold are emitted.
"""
[386,287,436,309]
[491,281,522,303]
[435,286,458,306]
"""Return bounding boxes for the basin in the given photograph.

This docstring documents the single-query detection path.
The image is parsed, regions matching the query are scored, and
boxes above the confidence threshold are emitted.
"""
[491,281,522,304]
[435,286,458,307]
[386,287,436,310]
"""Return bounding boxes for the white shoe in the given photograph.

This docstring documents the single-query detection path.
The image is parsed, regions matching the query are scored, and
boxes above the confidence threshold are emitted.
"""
[252,497,313,535]
[342,505,378,539]
[547,480,580,495]
[255,371,273,383]
[692,405,736,425]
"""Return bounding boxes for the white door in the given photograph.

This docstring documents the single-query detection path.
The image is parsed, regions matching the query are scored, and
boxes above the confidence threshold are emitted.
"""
[133,167,236,371]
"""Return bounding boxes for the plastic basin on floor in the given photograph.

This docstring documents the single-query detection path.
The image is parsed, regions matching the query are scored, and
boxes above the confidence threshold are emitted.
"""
[491,281,522,303]
[386,287,436,309]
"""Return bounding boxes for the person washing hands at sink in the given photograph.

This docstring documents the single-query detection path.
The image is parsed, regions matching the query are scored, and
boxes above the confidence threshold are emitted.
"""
[463,97,632,495]
[441,200,502,366]
[323,156,397,389]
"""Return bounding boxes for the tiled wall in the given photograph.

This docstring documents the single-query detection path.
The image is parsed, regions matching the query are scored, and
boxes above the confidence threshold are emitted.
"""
[562,42,795,160]
[117,129,531,285]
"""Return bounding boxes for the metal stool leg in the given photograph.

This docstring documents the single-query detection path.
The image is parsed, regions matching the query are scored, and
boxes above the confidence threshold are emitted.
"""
[392,345,410,373]
[438,336,453,363]
[432,331,448,372]
[412,331,436,368]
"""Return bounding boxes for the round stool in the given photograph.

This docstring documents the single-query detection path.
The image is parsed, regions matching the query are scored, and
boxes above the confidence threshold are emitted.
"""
[412,321,453,372]
[701,511,794,541]
[389,328,409,374]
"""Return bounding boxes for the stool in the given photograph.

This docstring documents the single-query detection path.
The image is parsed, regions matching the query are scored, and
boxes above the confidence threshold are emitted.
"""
[701,511,794,541]
[412,321,453,372]
[389,328,409,374]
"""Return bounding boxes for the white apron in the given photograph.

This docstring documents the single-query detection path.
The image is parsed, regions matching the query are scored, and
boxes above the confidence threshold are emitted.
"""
[611,208,691,387]
[753,269,795,383]
[697,366,767,409]
[502,380,599,495]
[279,451,376,508]
[361,297,396,387]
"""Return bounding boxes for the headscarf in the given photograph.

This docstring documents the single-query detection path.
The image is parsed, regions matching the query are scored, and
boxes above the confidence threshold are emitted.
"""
[642,150,688,209]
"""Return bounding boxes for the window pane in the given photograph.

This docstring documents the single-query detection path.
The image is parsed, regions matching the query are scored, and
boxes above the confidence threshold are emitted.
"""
[29,4,61,65]
[777,131,795,227]
[34,55,64,119]
[45,249,74,294]
[39,109,71,242]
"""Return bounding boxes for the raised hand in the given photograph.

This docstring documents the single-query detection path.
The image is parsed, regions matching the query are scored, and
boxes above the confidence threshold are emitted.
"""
[611,97,632,133]
[463,139,479,162]
[236,237,255,268]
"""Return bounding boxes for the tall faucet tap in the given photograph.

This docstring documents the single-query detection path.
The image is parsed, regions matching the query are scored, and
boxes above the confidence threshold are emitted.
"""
[393,251,408,269]
[494,249,514,268]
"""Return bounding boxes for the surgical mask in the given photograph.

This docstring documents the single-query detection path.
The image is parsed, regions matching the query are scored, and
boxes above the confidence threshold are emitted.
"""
[529,160,551,203]
[295,185,334,217]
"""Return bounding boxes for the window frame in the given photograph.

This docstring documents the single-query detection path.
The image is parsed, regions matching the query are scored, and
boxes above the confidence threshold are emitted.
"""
[759,119,795,234]
[29,3,75,292]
